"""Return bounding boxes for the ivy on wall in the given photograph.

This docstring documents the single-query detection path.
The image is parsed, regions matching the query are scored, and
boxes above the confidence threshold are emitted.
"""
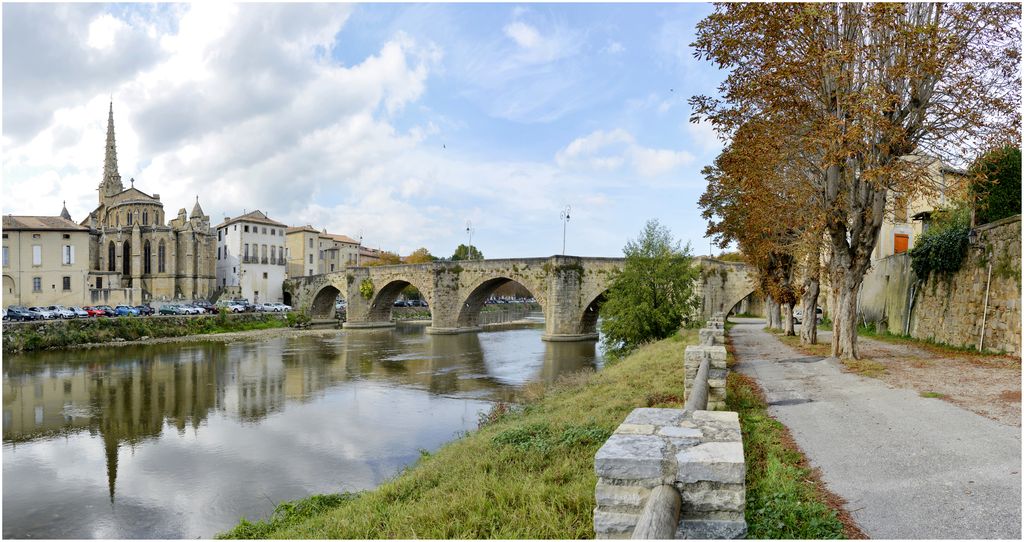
[909,206,970,279]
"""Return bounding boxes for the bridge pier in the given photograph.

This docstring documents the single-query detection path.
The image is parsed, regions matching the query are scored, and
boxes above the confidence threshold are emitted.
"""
[425,326,481,335]
[541,332,599,342]
[342,321,396,330]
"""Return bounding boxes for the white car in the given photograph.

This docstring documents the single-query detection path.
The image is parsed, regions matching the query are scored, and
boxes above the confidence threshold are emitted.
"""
[793,307,824,324]
[257,303,277,312]
[182,305,205,315]
[47,305,76,319]
[274,303,292,312]
[69,306,90,318]
[29,306,56,319]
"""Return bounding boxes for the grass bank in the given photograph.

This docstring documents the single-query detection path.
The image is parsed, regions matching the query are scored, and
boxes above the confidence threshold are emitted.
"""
[2,312,303,354]
[218,330,697,539]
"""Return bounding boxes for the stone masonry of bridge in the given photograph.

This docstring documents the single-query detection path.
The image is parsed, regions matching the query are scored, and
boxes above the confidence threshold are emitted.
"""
[284,256,754,341]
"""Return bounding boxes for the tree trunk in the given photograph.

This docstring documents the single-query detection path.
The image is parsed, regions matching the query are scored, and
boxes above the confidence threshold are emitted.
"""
[800,276,819,345]
[830,281,861,360]
[783,302,796,335]
[768,299,782,330]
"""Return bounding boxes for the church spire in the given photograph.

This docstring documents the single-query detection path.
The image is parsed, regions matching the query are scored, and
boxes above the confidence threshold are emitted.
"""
[60,200,72,221]
[100,100,123,201]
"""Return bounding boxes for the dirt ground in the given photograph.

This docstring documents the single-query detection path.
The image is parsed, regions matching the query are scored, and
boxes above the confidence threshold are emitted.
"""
[805,329,1022,427]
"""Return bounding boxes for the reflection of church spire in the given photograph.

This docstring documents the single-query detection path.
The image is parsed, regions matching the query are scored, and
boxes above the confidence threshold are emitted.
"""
[100,100,124,201]
[104,430,119,504]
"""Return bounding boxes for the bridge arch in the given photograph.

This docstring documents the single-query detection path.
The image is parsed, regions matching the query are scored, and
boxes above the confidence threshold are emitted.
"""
[310,284,341,319]
[579,289,609,337]
[455,276,545,329]
[367,277,433,321]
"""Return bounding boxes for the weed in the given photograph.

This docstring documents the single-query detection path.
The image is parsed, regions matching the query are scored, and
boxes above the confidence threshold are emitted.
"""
[919,391,946,399]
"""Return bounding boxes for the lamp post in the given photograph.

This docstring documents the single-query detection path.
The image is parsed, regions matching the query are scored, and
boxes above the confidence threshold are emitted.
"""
[466,220,475,260]
[560,205,571,255]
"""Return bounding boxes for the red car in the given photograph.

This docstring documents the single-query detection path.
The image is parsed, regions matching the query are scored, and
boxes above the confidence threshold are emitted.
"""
[83,306,105,317]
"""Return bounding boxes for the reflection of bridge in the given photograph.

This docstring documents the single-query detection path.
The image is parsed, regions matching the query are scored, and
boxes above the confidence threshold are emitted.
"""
[285,256,756,341]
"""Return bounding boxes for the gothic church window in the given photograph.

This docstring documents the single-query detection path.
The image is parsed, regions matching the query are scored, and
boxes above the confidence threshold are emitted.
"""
[158,241,166,273]
[108,242,116,271]
[144,240,152,274]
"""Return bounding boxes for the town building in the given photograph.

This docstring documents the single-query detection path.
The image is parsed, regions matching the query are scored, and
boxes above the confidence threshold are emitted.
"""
[216,210,288,303]
[81,103,216,302]
[285,226,361,276]
[871,156,968,262]
[2,207,92,307]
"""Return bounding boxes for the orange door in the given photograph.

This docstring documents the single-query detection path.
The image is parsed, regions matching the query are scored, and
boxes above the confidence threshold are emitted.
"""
[894,233,909,254]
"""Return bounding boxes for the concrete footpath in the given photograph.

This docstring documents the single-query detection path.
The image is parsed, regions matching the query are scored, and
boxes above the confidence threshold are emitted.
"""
[729,318,1021,539]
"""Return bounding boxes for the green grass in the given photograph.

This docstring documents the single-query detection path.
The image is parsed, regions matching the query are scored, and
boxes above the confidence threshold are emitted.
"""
[3,313,295,354]
[727,372,851,539]
[218,330,698,539]
[919,391,947,399]
[854,322,1007,357]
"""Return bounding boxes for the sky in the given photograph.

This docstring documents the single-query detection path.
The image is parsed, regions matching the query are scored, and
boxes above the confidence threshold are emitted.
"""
[2,2,729,259]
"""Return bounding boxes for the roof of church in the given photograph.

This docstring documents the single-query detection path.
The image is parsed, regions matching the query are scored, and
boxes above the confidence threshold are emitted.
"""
[60,202,72,221]
[3,215,89,232]
[191,196,206,218]
[216,210,287,229]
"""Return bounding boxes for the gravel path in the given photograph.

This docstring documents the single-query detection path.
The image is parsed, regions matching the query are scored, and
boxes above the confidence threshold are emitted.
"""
[729,318,1021,539]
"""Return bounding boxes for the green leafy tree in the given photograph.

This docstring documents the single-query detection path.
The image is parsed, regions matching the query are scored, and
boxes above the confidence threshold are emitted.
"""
[600,220,701,356]
[452,244,483,261]
[971,145,1022,225]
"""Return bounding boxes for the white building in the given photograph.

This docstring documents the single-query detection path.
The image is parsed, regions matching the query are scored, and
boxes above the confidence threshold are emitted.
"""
[215,210,288,303]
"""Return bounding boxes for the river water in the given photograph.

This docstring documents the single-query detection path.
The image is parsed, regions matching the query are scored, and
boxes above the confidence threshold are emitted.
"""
[2,320,603,539]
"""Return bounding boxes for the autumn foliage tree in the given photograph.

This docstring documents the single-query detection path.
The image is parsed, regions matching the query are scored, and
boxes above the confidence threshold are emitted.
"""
[692,3,1020,359]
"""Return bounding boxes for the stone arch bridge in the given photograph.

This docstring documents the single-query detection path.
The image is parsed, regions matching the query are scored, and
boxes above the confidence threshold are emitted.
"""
[284,256,755,341]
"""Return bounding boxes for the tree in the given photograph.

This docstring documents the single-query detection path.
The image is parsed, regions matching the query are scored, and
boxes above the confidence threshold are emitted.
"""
[366,251,402,266]
[692,3,1020,359]
[971,145,1022,225]
[451,244,483,261]
[406,247,437,264]
[599,220,701,356]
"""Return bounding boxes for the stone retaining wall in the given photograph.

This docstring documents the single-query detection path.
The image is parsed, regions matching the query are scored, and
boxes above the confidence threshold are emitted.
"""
[858,214,1021,355]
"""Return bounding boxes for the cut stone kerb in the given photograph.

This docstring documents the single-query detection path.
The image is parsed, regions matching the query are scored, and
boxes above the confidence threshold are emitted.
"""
[685,345,727,411]
[699,327,725,346]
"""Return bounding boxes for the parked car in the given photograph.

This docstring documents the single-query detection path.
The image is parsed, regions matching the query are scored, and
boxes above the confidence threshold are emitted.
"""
[193,300,217,314]
[177,304,202,315]
[29,306,57,319]
[255,303,277,312]
[159,305,183,315]
[69,306,90,318]
[1,308,6,321]
[83,306,106,317]
[94,305,116,317]
[793,307,824,325]
[135,305,155,316]
[273,303,292,312]
[6,306,41,321]
[47,305,76,319]
[114,305,140,316]
[216,301,245,313]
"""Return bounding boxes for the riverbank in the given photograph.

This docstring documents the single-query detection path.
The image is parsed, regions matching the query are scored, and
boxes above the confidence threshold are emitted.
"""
[218,329,697,538]
[2,313,305,354]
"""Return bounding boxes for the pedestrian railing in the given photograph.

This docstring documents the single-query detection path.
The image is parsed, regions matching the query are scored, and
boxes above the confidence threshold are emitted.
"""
[594,313,746,540]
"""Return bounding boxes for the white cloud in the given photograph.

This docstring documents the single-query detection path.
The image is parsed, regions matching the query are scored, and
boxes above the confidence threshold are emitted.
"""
[686,120,724,155]
[504,21,541,49]
[556,129,694,178]
[86,14,127,50]
[602,40,625,55]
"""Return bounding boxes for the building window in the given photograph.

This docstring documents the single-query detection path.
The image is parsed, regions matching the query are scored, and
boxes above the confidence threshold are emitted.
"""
[158,241,166,273]
[270,246,276,263]
[144,240,152,274]
[108,242,116,271]
[33,277,41,292]
[222,278,226,287]
[244,225,249,233]
[143,211,148,225]
[308,270,313,276]
[96,277,103,289]
[33,234,40,239]
[244,244,249,259]
[309,238,313,248]
[116,214,120,227]
[309,254,313,264]
[62,234,70,239]
[127,212,133,226]
[262,272,268,279]
[330,264,334,272]
[2,246,7,267]
[261,244,267,260]
[217,247,221,260]
[62,276,71,291]
[894,233,910,254]
[32,245,41,266]
[218,230,222,241]
[260,227,266,234]
[63,245,75,265]
[271,228,275,235]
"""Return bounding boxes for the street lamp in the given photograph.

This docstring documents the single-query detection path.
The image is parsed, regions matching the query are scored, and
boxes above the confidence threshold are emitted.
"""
[466,220,475,260]
[560,205,571,255]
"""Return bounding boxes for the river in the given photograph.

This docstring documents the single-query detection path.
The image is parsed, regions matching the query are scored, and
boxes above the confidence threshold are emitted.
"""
[2,320,603,539]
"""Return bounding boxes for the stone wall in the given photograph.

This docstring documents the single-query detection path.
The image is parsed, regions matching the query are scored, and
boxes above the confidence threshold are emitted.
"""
[858,214,1021,356]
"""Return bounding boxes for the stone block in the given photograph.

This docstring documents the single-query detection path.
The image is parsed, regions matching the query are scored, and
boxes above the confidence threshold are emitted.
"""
[675,442,746,484]
[676,519,748,539]
[656,426,702,439]
[593,509,639,536]
[595,484,650,510]
[678,482,746,513]
[595,434,669,480]
[692,410,739,424]
[615,424,655,435]
[623,408,687,427]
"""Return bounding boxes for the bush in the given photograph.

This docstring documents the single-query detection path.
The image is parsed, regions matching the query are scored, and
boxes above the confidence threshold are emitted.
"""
[971,145,1021,225]
[909,205,970,279]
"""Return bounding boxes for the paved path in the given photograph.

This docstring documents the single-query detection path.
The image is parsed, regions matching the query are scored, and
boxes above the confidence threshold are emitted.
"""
[729,318,1021,539]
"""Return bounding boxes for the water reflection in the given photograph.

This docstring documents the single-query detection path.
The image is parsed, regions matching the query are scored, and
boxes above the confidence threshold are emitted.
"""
[2,323,601,539]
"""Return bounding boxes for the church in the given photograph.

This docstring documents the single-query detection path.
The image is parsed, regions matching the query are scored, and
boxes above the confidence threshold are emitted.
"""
[81,103,216,301]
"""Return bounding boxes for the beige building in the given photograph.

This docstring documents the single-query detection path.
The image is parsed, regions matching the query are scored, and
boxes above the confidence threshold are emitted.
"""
[81,103,216,301]
[872,156,968,262]
[286,226,361,276]
[216,210,289,303]
[2,210,92,307]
